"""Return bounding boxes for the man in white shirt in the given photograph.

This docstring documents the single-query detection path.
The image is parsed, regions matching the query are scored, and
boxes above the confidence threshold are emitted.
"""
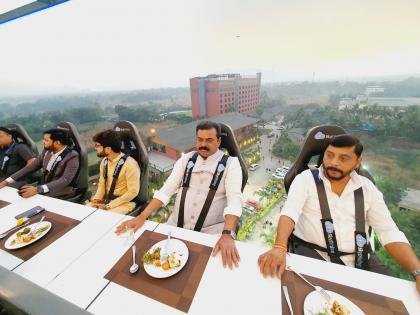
[258,135,420,294]
[116,121,244,269]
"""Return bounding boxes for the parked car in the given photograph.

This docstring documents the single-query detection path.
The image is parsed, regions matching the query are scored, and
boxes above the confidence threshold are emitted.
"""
[267,132,275,138]
[272,172,285,180]
[249,163,260,171]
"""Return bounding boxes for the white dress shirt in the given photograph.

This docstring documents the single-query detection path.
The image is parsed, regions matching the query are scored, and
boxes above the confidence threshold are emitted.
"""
[281,165,409,267]
[154,149,244,234]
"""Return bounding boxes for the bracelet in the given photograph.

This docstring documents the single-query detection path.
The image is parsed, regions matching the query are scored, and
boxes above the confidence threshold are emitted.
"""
[273,243,288,251]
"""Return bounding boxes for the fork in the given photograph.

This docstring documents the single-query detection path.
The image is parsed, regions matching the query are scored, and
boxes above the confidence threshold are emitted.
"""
[287,266,331,303]
[27,215,46,237]
[160,231,172,264]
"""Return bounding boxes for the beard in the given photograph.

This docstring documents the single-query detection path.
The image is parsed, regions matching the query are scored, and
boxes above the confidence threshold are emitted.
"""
[97,151,106,158]
[323,164,352,181]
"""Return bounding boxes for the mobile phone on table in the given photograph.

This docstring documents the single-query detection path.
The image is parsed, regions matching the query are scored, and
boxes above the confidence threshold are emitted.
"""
[14,206,45,220]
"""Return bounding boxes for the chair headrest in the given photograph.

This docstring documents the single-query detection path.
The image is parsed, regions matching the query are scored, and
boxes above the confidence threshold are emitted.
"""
[284,125,346,192]
[218,122,248,192]
[5,123,38,154]
[113,121,149,169]
[56,122,81,152]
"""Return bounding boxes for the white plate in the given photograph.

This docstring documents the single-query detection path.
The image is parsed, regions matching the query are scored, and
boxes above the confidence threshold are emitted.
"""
[5,221,52,250]
[304,290,365,315]
[143,239,189,278]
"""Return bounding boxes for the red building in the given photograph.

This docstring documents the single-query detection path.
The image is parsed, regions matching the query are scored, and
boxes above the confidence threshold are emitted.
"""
[190,73,261,118]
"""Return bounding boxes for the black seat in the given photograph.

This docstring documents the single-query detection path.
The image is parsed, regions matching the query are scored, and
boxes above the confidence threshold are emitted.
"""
[5,123,39,155]
[219,123,248,192]
[113,121,149,216]
[56,122,90,203]
[5,123,40,184]
[284,125,374,193]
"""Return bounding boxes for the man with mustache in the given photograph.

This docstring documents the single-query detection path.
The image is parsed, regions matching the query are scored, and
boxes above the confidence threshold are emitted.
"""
[258,135,420,294]
[0,128,79,198]
[88,129,140,214]
[115,121,244,269]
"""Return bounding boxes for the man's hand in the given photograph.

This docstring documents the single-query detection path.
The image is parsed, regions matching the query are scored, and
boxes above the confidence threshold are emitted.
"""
[115,215,146,235]
[0,181,8,189]
[95,203,107,210]
[258,248,287,279]
[90,199,103,206]
[212,234,240,269]
[18,185,38,198]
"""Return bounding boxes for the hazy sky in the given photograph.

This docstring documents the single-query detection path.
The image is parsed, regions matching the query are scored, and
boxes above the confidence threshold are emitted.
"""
[1,0,420,96]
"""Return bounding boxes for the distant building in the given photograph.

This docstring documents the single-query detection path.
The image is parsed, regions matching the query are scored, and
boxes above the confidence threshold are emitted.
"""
[190,73,261,118]
[366,86,385,95]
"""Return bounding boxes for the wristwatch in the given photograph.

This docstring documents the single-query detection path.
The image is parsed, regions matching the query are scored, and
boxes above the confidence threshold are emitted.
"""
[412,269,420,278]
[222,229,237,240]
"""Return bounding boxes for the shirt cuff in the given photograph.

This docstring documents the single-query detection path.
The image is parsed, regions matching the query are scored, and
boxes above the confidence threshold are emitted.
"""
[378,230,410,246]
[153,190,170,206]
[5,177,15,184]
[42,185,49,193]
[280,208,300,224]
[223,204,242,218]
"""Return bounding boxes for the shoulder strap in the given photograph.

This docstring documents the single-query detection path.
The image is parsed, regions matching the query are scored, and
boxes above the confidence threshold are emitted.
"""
[0,142,17,171]
[177,152,199,228]
[310,169,343,265]
[354,187,369,269]
[194,154,229,232]
[104,154,129,204]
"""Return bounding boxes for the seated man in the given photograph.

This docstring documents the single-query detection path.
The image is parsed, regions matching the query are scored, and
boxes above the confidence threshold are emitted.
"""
[87,130,140,214]
[0,126,36,188]
[0,128,80,199]
[115,121,244,268]
[258,135,420,294]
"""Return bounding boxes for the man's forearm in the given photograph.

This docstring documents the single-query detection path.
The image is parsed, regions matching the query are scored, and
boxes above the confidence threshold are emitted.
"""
[139,198,164,219]
[274,215,295,245]
[385,242,420,273]
[223,215,239,231]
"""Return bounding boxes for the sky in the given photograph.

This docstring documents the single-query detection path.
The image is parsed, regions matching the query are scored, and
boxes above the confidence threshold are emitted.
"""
[0,0,420,97]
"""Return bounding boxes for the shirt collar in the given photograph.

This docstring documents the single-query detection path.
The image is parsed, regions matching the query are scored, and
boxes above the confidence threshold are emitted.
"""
[197,149,223,162]
[107,152,124,164]
[318,165,362,191]
[52,146,67,157]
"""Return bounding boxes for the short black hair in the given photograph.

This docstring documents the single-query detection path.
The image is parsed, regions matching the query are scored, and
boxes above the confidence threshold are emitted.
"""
[0,127,12,135]
[92,129,121,152]
[44,128,71,146]
[196,121,221,138]
[329,134,363,157]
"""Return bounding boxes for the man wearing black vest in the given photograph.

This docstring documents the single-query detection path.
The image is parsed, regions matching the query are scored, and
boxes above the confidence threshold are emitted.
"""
[0,128,80,199]
[258,135,420,294]
[116,121,244,269]
[0,126,36,188]
[87,130,140,214]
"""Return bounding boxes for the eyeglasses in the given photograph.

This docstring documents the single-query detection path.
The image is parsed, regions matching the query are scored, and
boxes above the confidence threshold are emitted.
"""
[94,144,103,148]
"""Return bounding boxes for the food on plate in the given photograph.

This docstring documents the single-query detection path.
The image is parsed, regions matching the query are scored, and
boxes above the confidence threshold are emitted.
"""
[10,224,49,246]
[330,301,350,315]
[312,300,350,315]
[143,247,181,271]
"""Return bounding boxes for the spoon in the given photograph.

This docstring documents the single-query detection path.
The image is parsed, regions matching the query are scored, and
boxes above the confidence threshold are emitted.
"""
[129,244,139,274]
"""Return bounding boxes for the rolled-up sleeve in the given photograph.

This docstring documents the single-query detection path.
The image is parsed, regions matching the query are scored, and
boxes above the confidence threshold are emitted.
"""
[223,157,244,218]
[280,172,309,224]
[153,155,185,206]
[367,184,409,246]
